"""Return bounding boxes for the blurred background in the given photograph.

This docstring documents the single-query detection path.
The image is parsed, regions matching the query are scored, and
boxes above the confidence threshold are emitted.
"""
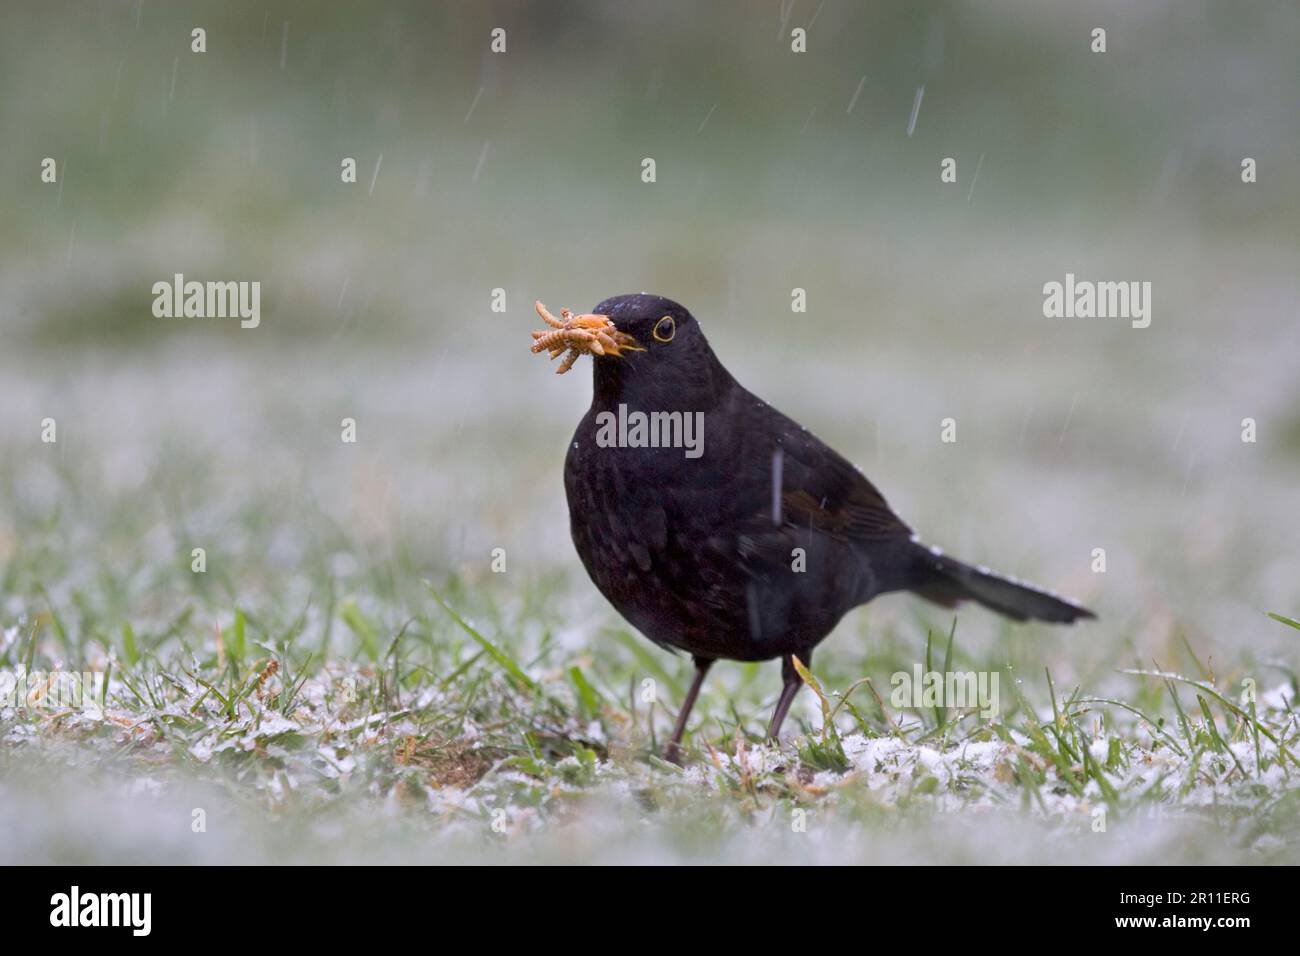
[1,1,1299,863]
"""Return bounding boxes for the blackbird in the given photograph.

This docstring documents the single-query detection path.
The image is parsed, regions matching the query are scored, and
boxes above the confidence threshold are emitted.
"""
[541,293,1094,762]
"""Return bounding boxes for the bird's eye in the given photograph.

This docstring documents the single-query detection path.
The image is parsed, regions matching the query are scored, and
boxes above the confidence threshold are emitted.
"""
[653,316,675,342]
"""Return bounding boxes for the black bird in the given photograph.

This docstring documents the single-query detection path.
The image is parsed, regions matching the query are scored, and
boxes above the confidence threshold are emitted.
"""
[540,293,1094,762]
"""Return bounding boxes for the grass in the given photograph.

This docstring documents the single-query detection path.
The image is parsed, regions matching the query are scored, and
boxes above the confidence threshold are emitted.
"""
[2,294,1299,864]
[3,520,1298,863]
[2,247,1297,862]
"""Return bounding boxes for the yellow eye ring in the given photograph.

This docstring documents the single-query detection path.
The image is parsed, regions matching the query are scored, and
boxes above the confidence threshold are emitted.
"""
[653,316,675,342]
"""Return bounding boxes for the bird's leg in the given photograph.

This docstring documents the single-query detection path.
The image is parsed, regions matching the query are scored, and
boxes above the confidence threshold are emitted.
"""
[663,656,713,765]
[767,652,808,743]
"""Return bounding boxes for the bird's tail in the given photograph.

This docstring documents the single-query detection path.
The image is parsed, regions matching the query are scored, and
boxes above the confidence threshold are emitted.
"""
[906,541,1094,624]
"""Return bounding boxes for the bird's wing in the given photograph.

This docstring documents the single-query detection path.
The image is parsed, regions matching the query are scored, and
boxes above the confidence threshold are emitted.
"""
[674,394,909,638]
[752,396,912,541]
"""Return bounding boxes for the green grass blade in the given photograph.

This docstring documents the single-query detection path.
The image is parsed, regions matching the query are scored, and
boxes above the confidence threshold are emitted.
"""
[426,584,538,693]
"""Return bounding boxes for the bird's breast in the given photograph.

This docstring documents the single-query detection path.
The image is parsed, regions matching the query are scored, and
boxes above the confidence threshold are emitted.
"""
[562,413,757,650]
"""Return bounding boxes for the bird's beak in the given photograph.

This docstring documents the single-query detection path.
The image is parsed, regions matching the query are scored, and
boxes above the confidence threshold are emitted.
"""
[530,300,644,374]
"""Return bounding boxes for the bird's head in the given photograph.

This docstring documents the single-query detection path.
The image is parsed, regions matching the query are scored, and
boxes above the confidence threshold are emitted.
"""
[531,293,727,406]
[590,293,698,352]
